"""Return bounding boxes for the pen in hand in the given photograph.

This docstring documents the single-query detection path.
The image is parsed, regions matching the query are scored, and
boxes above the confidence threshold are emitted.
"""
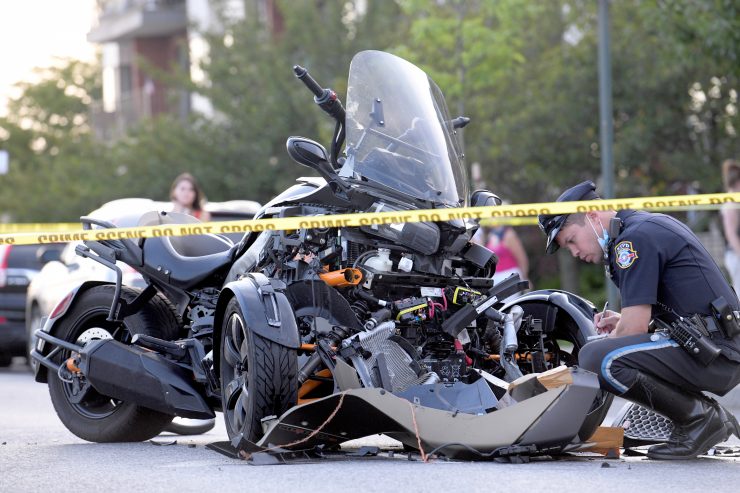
[588,301,611,341]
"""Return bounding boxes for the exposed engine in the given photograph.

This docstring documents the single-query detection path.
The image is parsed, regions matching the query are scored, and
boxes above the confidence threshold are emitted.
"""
[266,222,571,395]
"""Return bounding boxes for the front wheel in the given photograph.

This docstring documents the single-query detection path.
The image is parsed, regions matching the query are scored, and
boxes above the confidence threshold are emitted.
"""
[47,285,180,442]
[220,298,297,443]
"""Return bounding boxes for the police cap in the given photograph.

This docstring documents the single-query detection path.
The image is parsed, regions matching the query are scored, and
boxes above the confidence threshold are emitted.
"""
[538,180,600,254]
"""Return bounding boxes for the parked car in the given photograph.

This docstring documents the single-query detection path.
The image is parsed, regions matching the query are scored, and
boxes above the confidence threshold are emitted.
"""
[0,243,64,366]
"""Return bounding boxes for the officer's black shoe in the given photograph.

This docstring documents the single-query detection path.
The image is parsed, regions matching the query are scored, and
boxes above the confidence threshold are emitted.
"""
[618,373,727,460]
[647,400,726,460]
[710,398,740,441]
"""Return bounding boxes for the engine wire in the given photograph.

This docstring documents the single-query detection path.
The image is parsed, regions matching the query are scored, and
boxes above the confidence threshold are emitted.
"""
[57,365,74,383]
[352,249,379,269]
[424,442,508,459]
[406,400,429,462]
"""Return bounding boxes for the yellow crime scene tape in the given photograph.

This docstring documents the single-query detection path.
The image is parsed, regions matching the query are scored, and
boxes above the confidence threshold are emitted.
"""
[0,223,81,233]
[0,192,738,246]
[481,202,740,227]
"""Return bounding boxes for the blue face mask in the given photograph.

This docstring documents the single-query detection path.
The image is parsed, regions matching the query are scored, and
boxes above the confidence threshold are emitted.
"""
[588,217,609,257]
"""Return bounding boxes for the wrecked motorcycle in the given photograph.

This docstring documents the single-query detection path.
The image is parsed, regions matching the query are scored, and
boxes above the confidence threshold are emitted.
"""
[33,50,624,458]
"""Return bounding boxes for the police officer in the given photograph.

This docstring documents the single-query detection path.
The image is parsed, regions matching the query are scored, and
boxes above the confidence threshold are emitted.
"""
[538,181,740,459]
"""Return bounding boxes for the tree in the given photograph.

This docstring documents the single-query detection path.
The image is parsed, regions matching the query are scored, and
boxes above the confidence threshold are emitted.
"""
[393,0,738,295]
[171,0,409,204]
[0,59,111,222]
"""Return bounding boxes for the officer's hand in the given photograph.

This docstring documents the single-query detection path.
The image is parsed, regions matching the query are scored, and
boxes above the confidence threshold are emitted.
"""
[594,309,620,334]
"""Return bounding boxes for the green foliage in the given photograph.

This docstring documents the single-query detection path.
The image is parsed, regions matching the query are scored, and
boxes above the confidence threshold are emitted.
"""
[176,0,407,204]
[0,60,109,222]
[395,0,738,199]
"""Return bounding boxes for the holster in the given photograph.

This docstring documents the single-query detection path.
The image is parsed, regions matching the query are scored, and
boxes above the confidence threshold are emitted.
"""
[710,296,740,339]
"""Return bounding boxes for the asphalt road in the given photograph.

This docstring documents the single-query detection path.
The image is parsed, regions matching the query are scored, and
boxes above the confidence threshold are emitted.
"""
[1,357,739,493]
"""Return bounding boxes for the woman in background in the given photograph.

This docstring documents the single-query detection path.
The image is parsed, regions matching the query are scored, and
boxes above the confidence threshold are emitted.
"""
[721,159,740,295]
[164,172,216,435]
[170,172,211,221]
[474,221,530,296]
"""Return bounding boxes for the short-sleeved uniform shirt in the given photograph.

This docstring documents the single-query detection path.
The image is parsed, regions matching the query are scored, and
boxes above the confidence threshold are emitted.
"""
[607,209,740,360]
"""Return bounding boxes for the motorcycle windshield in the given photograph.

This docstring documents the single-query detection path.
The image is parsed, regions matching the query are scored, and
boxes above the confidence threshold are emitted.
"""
[342,51,468,208]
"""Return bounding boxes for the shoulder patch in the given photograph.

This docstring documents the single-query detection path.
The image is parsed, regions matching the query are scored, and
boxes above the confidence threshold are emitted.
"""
[615,241,638,269]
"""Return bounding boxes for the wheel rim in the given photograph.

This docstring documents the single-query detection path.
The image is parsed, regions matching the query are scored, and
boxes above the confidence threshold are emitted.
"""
[222,311,250,436]
[60,312,129,420]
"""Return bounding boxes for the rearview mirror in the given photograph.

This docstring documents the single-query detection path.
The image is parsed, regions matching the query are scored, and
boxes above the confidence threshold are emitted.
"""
[286,136,351,196]
[286,137,330,171]
[470,190,502,208]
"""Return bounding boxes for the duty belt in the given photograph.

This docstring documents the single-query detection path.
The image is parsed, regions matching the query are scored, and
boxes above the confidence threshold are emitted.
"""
[655,296,740,341]
[665,315,722,366]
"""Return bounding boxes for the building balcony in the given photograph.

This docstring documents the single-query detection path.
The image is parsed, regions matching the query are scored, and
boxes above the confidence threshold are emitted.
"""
[88,0,187,43]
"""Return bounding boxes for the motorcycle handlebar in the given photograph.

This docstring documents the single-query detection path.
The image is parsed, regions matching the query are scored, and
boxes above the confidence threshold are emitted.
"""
[293,65,324,98]
[292,64,346,125]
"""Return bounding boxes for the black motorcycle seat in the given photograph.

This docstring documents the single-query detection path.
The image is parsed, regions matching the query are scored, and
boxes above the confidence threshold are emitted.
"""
[138,211,236,289]
[143,237,234,290]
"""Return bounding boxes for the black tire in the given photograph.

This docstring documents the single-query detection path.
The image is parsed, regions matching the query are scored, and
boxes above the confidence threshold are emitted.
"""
[220,298,297,443]
[0,352,11,367]
[164,417,217,436]
[48,285,180,442]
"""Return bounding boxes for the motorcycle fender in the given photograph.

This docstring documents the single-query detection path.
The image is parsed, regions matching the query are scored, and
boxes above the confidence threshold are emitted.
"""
[33,280,114,383]
[501,289,597,346]
[214,274,300,372]
[253,368,603,459]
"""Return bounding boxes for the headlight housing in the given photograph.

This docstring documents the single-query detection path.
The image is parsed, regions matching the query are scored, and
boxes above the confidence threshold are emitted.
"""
[359,202,440,256]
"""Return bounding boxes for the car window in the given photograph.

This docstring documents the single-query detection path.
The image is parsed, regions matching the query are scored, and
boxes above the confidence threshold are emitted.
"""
[7,244,64,270]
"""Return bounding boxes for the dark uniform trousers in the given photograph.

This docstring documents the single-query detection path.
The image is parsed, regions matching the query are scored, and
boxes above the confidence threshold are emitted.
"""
[579,332,740,396]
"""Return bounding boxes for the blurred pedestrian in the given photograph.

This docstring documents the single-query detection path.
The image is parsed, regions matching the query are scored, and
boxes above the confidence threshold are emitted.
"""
[721,159,740,295]
[473,220,529,301]
[473,220,530,289]
[169,172,211,221]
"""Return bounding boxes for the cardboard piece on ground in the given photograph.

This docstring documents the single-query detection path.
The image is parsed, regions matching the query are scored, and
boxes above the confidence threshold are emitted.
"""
[582,426,624,457]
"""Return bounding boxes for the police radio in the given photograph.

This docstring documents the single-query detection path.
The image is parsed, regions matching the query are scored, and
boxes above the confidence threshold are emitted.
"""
[654,317,722,367]
[608,217,622,241]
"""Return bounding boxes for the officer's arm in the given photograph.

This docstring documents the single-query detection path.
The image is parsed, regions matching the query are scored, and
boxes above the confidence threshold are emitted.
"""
[612,305,651,337]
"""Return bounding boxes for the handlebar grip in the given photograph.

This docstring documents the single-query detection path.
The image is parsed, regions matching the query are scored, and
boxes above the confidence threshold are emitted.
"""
[293,65,324,98]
